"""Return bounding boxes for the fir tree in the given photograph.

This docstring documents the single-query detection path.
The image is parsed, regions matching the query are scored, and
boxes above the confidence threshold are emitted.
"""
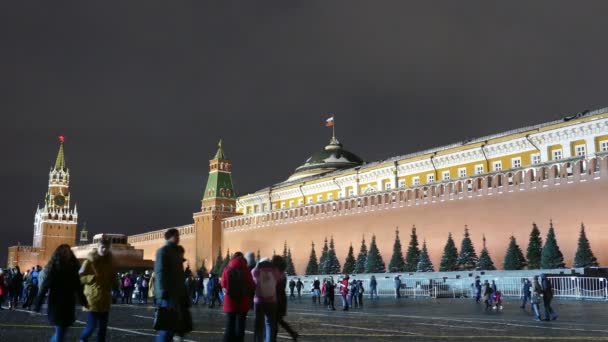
[439,233,459,272]
[389,227,406,272]
[221,249,231,274]
[541,220,565,269]
[503,236,527,270]
[324,236,341,274]
[574,223,598,267]
[477,235,496,271]
[342,243,356,274]
[212,247,223,275]
[457,225,478,270]
[318,238,329,275]
[526,223,543,269]
[286,248,297,275]
[282,241,289,259]
[354,236,368,274]
[364,235,386,273]
[416,240,434,272]
[404,225,421,272]
[305,242,319,275]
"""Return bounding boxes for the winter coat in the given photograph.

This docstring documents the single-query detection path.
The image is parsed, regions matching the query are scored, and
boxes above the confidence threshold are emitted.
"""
[276,276,288,317]
[35,264,87,327]
[221,257,255,313]
[541,276,553,300]
[154,242,188,307]
[370,277,377,289]
[80,250,116,312]
[149,272,155,298]
[9,271,23,294]
[296,280,303,290]
[325,281,335,296]
[0,273,7,296]
[482,285,491,301]
[394,277,402,289]
[339,277,350,295]
[251,260,283,304]
[531,281,542,304]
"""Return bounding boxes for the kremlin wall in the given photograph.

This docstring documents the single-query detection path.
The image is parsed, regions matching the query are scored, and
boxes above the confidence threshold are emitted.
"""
[7,107,608,274]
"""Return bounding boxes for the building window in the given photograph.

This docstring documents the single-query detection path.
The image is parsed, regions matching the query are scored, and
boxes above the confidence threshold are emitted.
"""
[307,197,313,204]
[493,161,502,171]
[442,171,450,181]
[412,177,420,186]
[328,193,334,200]
[532,154,541,165]
[552,149,562,160]
[398,179,406,188]
[288,200,294,208]
[280,203,286,209]
[348,189,354,196]
[458,168,467,178]
[427,174,434,183]
[601,140,608,152]
[575,144,586,157]
[298,199,304,206]
[511,158,521,169]
[338,191,343,198]
[474,165,484,175]
[317,195,323,202]
[385,182,391,190]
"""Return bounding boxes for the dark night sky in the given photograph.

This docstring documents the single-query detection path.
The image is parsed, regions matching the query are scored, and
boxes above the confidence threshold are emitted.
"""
[2,2,607,265]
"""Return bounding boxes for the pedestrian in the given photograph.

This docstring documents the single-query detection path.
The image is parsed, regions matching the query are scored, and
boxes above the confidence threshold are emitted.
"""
[207,273,218,308]
[531,276,543,321]
[296,278,303,298]
[339,275,350,311]
[394,275,402,299]
[149,271,156,306]
[288,278,296,299]
[0,268,7,310]
[121,273,133,304]
[23,266,40,309]
[312,277,321,304]
[221,251,255,342]
[482,282,492,310]
[79,236,116,342]
[325,277,336,311]
[349,279,358,308]
[474,279,482,303]
[33,244,88,342]
[8,266,23,310]
[271,255,299,341]
[491,280,497,304]
[251,257,283,342]
[493,291,503,310]
[521,278,531,309]
[153,228,192,342]
[142,270,151,304]
[540,274,558,321]
[369,275,378,300]
[357,280,364,308]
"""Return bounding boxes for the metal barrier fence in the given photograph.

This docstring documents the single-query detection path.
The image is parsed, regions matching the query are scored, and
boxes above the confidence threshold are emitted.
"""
[287,276,608,300]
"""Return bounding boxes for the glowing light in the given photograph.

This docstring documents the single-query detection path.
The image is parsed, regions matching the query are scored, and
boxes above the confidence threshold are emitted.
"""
[58,135,65,143]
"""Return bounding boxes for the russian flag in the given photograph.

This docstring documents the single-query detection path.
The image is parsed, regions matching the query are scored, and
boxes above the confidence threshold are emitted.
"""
[325,116,334,127]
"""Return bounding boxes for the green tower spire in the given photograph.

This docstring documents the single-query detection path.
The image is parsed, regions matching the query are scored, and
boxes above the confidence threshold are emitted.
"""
[203,139,236,201]
[214,138,226,160]
[54,135,66,170]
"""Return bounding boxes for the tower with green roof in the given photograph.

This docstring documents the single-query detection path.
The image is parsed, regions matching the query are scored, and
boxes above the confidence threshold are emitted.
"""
[193,139,238,270]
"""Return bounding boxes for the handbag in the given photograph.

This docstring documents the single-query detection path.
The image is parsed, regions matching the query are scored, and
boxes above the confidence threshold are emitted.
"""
[153,306,178,331]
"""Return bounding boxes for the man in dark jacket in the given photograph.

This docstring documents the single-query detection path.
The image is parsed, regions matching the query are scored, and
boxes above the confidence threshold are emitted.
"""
[540,274,558,321]
[154,228,191,342]
[295,279,304,298]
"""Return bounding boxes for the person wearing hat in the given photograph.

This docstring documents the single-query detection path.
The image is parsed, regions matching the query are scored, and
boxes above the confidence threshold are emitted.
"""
[79,236,116,342]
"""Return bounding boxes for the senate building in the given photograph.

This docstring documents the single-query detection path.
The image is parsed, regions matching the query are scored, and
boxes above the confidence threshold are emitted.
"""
[7,108,608,273]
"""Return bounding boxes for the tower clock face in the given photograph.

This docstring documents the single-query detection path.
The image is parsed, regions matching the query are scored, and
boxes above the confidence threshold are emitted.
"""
[54,195,66,207]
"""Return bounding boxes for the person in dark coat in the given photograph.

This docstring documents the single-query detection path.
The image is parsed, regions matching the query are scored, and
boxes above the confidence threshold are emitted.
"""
[540,274,558,321]
[34,244,87,342]
[8,266,23,310]
[154,228,191,342]
[271,255,298,341]
[325,277,336,311]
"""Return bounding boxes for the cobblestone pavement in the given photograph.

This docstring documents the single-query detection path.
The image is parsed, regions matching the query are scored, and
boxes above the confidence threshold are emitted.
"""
[2,297,608,341]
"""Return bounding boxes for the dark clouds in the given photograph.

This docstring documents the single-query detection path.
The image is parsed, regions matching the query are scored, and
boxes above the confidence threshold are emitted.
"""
[1,1,607,265]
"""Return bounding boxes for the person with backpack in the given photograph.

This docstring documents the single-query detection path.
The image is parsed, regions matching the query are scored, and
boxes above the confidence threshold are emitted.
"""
[221,252,255,342]
[251,257,283,342]
[122,274,133,304]
[79,236,116,342]
[540,274,557,321]
[288,279,296,299]
[369,275,378,300]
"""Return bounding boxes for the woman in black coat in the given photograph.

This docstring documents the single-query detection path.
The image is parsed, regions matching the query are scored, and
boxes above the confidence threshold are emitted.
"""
[34,244,87,342]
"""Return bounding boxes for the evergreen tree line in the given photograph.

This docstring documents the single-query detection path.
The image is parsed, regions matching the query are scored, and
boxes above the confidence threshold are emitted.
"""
[302,221,597,275]
[210,221,598,276]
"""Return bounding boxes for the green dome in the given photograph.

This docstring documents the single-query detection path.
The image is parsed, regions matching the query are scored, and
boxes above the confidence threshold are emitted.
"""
[287,137,364,181]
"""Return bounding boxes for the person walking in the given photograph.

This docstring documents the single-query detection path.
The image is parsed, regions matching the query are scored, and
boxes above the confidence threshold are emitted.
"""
[482,282,492,310]
[271,255,299,341]
[8,266,23,310]
[23,266,40,309]
[325,277,336,311]
[207,273,219,308]
[312,277,321,304]
[221,252,255,342]
[521,278,531,309]
[531,276,543,321]
[153,228,192,342]
[339,275,350,311]
[33,244,88,342]
[474,279,482,303]
[540,274,557,321]
[369,275,378,300]
[0,268,7,310]
[295,279,303,299]
[394,275,402,299]
[252,257,283,342]
[288,279,296,300]
[349,279,358,308]
[141,270,151,305]
[79,237,116,342]
[356,280,364,308]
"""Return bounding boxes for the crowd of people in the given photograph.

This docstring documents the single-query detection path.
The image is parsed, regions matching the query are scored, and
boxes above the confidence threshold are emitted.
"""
[0,228,561,342]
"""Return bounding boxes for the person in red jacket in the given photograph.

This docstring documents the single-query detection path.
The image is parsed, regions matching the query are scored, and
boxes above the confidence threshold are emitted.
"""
[221,252,255,342]
[339,275,350,311]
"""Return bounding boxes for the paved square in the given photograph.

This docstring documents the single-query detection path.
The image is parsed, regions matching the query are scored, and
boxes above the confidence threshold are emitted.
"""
[1,297,607,341]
